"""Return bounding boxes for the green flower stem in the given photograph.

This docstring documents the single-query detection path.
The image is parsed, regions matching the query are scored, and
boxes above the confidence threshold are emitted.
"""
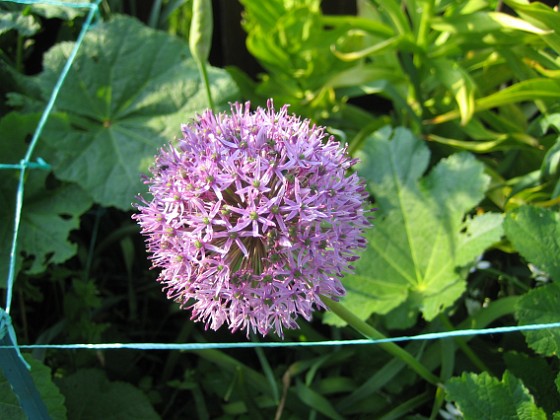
[196,60,215,112]
[322,296,439,385]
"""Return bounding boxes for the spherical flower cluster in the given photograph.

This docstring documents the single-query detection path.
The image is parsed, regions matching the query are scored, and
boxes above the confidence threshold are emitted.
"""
[134,101,370,337]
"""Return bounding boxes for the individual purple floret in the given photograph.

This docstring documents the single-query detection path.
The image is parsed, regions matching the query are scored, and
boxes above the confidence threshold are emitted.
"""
[133,100,370,338]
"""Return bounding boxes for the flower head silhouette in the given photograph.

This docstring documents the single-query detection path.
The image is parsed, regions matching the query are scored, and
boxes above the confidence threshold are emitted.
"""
[134,101,370,337]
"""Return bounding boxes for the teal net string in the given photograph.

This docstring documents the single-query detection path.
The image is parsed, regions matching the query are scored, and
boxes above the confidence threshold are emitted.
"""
[1,0,101,315]
[0,1,101,418]
[0,321,557,351]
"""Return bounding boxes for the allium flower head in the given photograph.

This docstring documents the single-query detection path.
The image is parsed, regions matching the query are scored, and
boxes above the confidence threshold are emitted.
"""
[134,101,370,337]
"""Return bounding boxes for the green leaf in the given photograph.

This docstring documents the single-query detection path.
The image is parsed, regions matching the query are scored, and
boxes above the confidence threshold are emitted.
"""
[30,1,88,20]
[58,369,159,419]
[504,351,560,414]
[295,380,345,420]
[433,79,560,124]
[0,11,40,36]
[446,371,547,420]
[0,355,67,420]
[541,136,560,198]
[431,11,550,36]
[431,59,476,125]
[505,0,560,53]
[20,172,92,275]
[0,113,93,285]
[504,206,560,282]
[325,127,501,326]
[38,15,239,209]
[515,283,560,357]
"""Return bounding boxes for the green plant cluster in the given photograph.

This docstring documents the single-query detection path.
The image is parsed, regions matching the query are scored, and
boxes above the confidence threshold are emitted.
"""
[1,0,560,418]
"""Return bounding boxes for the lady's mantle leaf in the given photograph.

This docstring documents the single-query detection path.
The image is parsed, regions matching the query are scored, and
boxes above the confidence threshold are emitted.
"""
[445,371,547,420]
[504,205,560,282]
[38,15,239,209]
[57,369,159,419]
[515,283,560,357]
[324,127,502,326]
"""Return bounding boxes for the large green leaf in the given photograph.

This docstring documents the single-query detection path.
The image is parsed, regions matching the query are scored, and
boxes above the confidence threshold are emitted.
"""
[0,113,92,286]
[324,127,502,326]
[446,371,547,420]
[38,15,239,209]
[515,283,560,358]
[0,355,67,420]
[57,369,159,419]
[504,206,560,282]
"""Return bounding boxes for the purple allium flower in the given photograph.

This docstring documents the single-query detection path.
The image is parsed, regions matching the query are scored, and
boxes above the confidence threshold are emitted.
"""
[133,100,370,338]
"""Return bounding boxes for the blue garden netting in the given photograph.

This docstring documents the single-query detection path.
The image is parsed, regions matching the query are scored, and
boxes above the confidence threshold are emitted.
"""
[1,0,560,418]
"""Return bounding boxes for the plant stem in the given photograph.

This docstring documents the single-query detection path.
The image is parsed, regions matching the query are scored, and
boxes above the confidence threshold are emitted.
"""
[439,314,492,374]
[322,296,439,385]
[197,60,215,112]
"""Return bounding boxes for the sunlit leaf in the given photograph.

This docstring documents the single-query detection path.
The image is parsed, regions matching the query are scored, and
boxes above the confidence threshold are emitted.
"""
[515,283,560,357]
[30,0,88,20]
[505,0,560,53]
[0,11,40,36]
[432,59,476,125]
[446,371,547,420]
[431,11,550,35]
[432,79,560,124]
[504,206,560,282]
[324,127,502,326]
